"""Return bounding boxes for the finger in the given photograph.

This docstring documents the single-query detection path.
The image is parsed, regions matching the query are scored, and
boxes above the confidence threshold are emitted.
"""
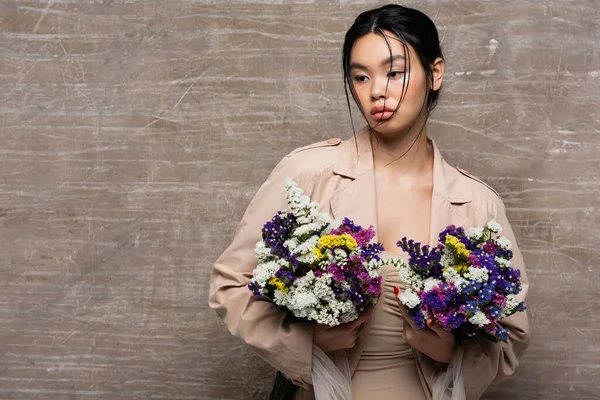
[403,320,414,343]
[426,319,447,335]
[349,309,373,329]
[315,323,332,332]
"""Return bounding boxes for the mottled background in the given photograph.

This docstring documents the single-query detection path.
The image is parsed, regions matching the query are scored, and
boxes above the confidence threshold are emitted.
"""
[0,0,598,399]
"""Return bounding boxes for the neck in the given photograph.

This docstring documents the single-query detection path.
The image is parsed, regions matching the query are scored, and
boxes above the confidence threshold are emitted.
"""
[369,121,433,184]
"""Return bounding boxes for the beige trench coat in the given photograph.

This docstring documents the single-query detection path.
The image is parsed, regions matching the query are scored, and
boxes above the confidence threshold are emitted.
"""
[208,130,530,399]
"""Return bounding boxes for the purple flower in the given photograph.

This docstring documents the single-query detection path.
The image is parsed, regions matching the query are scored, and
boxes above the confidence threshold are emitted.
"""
[447,312,467,330]
[261,211,300,269]
[362,242,384,261]
[275,269,294,285]
[327,264,345,282]
[248,281,262,297]
[438,225,466,243]
[408,307,427,329]
[482,241,498,255]
[396,237,443,278]
[424,291,444,311]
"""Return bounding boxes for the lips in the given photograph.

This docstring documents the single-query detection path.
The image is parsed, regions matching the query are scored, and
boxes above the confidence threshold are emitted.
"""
[370,105,395,121]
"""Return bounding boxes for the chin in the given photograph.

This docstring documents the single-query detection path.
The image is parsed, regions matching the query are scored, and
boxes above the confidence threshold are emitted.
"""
[367,113,425,139]
[368,120,411,137]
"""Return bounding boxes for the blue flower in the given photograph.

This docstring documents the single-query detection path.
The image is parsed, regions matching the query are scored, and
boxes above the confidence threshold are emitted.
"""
[446,312,466,330]
[495,326,510,341]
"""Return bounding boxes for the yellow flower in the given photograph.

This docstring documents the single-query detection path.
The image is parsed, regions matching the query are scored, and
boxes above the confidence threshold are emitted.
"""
[451,263,469,274]
[313,247,324,260]
[317,234,358,252]
[445,234,471,258]
[268,277,289,293]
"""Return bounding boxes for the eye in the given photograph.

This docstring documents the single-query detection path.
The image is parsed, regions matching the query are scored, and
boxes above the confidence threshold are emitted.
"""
[388,71,405,79]
[353,75,369,83]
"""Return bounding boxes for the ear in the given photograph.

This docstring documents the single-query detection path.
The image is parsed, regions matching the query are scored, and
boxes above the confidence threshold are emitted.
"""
[431,57,445,91]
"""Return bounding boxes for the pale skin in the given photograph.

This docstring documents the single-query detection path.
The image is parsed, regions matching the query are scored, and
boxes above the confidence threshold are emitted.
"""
[314,30,455,363]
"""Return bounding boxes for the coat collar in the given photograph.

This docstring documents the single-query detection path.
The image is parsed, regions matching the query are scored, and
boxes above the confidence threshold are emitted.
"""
[332,128,472,205]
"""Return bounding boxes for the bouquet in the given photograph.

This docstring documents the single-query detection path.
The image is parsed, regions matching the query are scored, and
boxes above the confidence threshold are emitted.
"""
[392,221,526,342]
[390,222,526,400]
[248,178,384,400]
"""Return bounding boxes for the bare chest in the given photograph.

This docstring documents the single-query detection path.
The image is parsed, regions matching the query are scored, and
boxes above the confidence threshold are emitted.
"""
[375,182,433,252]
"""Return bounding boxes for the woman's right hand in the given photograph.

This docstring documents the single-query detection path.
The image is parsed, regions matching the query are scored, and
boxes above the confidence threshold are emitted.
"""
[313,307,373,353]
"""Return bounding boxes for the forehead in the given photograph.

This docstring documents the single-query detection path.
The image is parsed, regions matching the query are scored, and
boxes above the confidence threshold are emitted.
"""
[350,30,412,62]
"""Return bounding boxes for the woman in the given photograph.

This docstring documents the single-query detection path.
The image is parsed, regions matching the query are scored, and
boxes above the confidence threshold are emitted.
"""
[209,4,530,399]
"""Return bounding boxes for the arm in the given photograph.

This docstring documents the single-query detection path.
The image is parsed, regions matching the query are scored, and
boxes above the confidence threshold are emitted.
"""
[208,155,319,388]
[415,199,531,399]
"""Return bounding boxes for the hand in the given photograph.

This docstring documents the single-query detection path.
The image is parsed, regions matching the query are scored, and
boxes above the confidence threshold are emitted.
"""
[394,286,456,363]
[313,307,374,353]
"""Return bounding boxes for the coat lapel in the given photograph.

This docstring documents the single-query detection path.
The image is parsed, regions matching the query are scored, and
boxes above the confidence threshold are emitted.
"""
[428,139,472,246]
[330,129,380,242]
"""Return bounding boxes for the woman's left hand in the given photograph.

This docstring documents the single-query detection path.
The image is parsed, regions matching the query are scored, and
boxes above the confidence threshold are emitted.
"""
[394,286,456,363]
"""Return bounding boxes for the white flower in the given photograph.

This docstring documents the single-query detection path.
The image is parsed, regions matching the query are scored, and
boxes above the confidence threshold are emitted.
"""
[293,270,316,290]
[496,257,511,269]
[398,288,421,309]
[293,223,321,238]
[283,238,298,252]
[487,220,503,234]
[273,289,289,306]
[284,179,322,224]
[500,294,521,318]
[496,236,512,251]
[442,267,468,289]
[466,227,485,240]
[423,278,442,292]
[312,274,334,298]
[254,240,271,262]
[469,311,491,327]
[318,212,333,225]
[442,266,460,281]
[365,258,383,278]
[396,261,424,290]
[440,248,457,268]
[464,266,490,283]
[334,248,348,259]
[294,234,319,256]
[296,252,318,264]
[338,306,359,324]
[288,291,319,310]
[252,261,280,286]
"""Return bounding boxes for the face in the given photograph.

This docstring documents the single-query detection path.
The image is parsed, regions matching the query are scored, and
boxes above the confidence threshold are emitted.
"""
[348,30,444,137]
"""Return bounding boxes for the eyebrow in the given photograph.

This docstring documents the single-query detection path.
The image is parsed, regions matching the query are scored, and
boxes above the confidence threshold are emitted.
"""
[349,54,406,71]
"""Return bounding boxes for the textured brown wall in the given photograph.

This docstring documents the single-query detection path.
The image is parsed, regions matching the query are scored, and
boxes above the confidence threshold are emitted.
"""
[1,1,598,399]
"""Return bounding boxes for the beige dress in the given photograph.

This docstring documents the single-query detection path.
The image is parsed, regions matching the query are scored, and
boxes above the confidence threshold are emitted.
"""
[351,251,426,399]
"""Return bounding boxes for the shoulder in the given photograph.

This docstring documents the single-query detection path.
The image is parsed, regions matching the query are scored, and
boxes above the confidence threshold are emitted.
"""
[264,137,344,191]
[286,138,343,161]
[454,166,506,212]
[280,137,343,173]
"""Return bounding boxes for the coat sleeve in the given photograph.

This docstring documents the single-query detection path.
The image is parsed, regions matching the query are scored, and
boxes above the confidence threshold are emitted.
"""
[414,197,531,399]
[208,154,320,389]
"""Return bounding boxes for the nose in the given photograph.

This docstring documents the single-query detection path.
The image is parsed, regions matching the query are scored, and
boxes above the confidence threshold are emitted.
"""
[370,76,389,100]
